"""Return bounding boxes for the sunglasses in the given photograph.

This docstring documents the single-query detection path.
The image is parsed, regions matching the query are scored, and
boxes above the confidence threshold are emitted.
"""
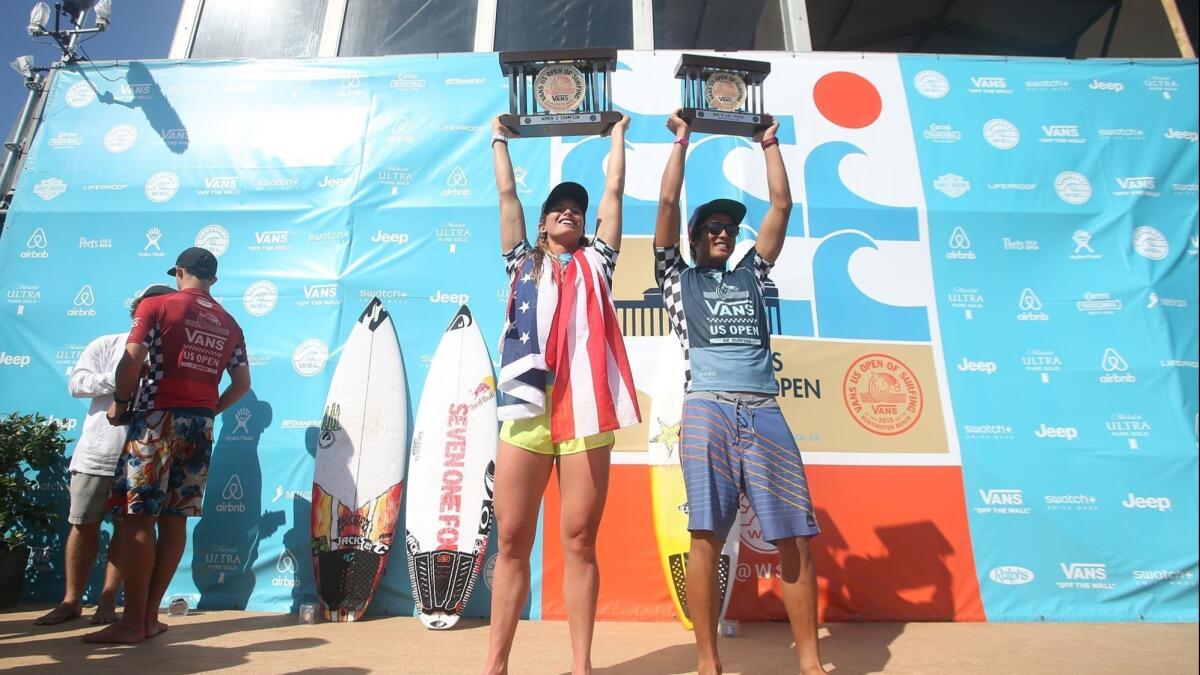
[696,220,739,238]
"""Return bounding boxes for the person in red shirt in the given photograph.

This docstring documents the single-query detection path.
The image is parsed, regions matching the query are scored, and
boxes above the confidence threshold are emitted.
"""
[84,247,251,644]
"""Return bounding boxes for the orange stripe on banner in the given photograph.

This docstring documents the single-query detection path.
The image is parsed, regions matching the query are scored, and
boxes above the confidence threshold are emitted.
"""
[541,464,675,621]
[539,464,985,623]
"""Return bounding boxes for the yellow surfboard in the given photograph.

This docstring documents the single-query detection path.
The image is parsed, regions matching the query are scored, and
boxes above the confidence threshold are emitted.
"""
[649,341,738,630]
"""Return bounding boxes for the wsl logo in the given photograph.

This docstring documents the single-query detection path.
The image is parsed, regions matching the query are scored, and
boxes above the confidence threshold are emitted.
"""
[21,227,49,259]
[1099,347,1135,383]
[216,474,246,513]
[1016,288,1049,321]
[441,166,471,197]
[68,284,97,317]
[945,226,975,260]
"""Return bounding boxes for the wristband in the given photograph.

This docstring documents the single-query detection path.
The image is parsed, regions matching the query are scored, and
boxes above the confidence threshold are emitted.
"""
[674,137,689,147]
[761,136,779,149]
[113,392,131,405]
[491,133,509,147]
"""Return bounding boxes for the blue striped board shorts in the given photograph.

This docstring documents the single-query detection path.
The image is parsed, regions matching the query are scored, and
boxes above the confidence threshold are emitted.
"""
[680,392,820,542]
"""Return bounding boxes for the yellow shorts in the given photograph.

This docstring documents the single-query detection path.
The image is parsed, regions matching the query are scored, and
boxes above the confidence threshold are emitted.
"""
[500,413,614,457]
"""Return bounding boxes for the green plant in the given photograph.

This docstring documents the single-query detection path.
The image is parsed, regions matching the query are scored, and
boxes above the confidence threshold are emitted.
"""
[0,412,71,550]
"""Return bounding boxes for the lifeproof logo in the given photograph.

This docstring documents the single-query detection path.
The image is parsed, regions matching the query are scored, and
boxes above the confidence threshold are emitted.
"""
[1121,493,1171,511]
[216,475,246,512]
[1034,423,1078,441]
[989,566,1034,585]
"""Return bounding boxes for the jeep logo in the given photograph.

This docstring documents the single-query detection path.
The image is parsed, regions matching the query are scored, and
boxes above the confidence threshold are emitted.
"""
[1121,493,1171,511]
[956,358,997,374]
[1035,423,1078,441]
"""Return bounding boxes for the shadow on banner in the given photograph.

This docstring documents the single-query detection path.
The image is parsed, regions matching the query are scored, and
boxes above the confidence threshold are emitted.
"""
[191,390,283,610]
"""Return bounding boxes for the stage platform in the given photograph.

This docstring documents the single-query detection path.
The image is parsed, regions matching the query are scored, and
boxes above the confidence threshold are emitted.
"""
[1,606,1196,673]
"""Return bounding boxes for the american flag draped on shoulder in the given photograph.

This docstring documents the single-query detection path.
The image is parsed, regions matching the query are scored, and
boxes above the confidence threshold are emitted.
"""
[497,240,641,443]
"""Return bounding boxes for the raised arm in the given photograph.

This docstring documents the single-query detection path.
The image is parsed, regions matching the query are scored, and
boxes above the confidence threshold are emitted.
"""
[655,110,691,248]
[492,116,526,252]
[594,115,631,249]
[752,121,791,264]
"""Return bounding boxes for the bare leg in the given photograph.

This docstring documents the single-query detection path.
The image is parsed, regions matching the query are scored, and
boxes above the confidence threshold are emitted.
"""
[687,532,725,675]
[35,521,101,625]
[777,536,828,674]
[555,444,612,675]
[482,442,555,675]
[83,514,156,644]
[143,515,187,637]
[91,520,124,624]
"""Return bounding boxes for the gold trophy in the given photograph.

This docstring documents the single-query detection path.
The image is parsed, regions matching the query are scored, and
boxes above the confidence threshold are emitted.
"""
[499,48,621,137]
[676,54,773,137]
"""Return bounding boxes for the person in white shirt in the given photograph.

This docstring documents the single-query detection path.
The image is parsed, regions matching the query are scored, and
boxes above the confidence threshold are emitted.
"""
[35,285,174,626]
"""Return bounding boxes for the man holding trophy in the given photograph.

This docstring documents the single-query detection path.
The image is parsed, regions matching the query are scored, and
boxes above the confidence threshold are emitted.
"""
[654,55,827,675]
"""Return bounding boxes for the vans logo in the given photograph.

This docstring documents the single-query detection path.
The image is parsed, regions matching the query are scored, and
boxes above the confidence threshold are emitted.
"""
[1034,423,1078,441]
[303,284,338,299]
[255,231,289,244]
[201,176,239,195]
[979,489,1022,506]
[1116,177,1155,190]
[969,77,1010,93]
[1060,563,1106,580]
[1040,125,1084,144]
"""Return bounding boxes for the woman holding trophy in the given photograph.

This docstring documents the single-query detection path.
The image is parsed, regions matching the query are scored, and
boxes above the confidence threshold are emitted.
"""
[484,102,640,674]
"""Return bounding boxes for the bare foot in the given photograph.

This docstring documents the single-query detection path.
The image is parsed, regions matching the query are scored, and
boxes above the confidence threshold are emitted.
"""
[89,605,120,625]
[144,620,169,638]
[82,621,144,644]
[801,665,832,674]
[34,603,82,625]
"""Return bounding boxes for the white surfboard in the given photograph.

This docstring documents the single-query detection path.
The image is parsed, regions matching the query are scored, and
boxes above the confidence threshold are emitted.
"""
[648,339,740,630]
[311,298,408,622]
[405,305,498,630]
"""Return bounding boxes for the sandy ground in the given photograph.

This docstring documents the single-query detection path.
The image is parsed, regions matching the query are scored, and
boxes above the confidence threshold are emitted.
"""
[1,605,1196,674]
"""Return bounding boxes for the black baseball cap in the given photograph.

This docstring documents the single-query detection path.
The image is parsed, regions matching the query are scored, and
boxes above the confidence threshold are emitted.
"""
[167,247,218,280]
[688,198,747,236]
[541,181,589,217]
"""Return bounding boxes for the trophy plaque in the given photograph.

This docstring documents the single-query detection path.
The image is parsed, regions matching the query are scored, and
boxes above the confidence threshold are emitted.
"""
[499,48,621,138]
[676,54,772,137]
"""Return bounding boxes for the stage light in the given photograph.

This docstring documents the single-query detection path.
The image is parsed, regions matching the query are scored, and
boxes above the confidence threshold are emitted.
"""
[10,56,35,80]
[28,2,51,35]
[95,0,112,29]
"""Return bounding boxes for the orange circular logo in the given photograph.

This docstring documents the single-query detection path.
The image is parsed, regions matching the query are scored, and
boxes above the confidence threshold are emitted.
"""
[843,353,923,436]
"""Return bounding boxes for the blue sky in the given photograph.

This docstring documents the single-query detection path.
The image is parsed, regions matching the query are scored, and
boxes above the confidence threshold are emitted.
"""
[1,0,182,142]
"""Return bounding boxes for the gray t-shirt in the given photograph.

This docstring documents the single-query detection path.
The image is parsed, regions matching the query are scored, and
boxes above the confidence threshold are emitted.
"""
[654,244,776,394]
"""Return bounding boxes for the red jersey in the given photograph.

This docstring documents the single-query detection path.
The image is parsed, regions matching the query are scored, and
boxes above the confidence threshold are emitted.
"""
[127,287,247,412]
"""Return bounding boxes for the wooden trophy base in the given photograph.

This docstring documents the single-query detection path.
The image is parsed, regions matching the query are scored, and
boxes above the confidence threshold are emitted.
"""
[680,108,773,137]
[500,111,621,138]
